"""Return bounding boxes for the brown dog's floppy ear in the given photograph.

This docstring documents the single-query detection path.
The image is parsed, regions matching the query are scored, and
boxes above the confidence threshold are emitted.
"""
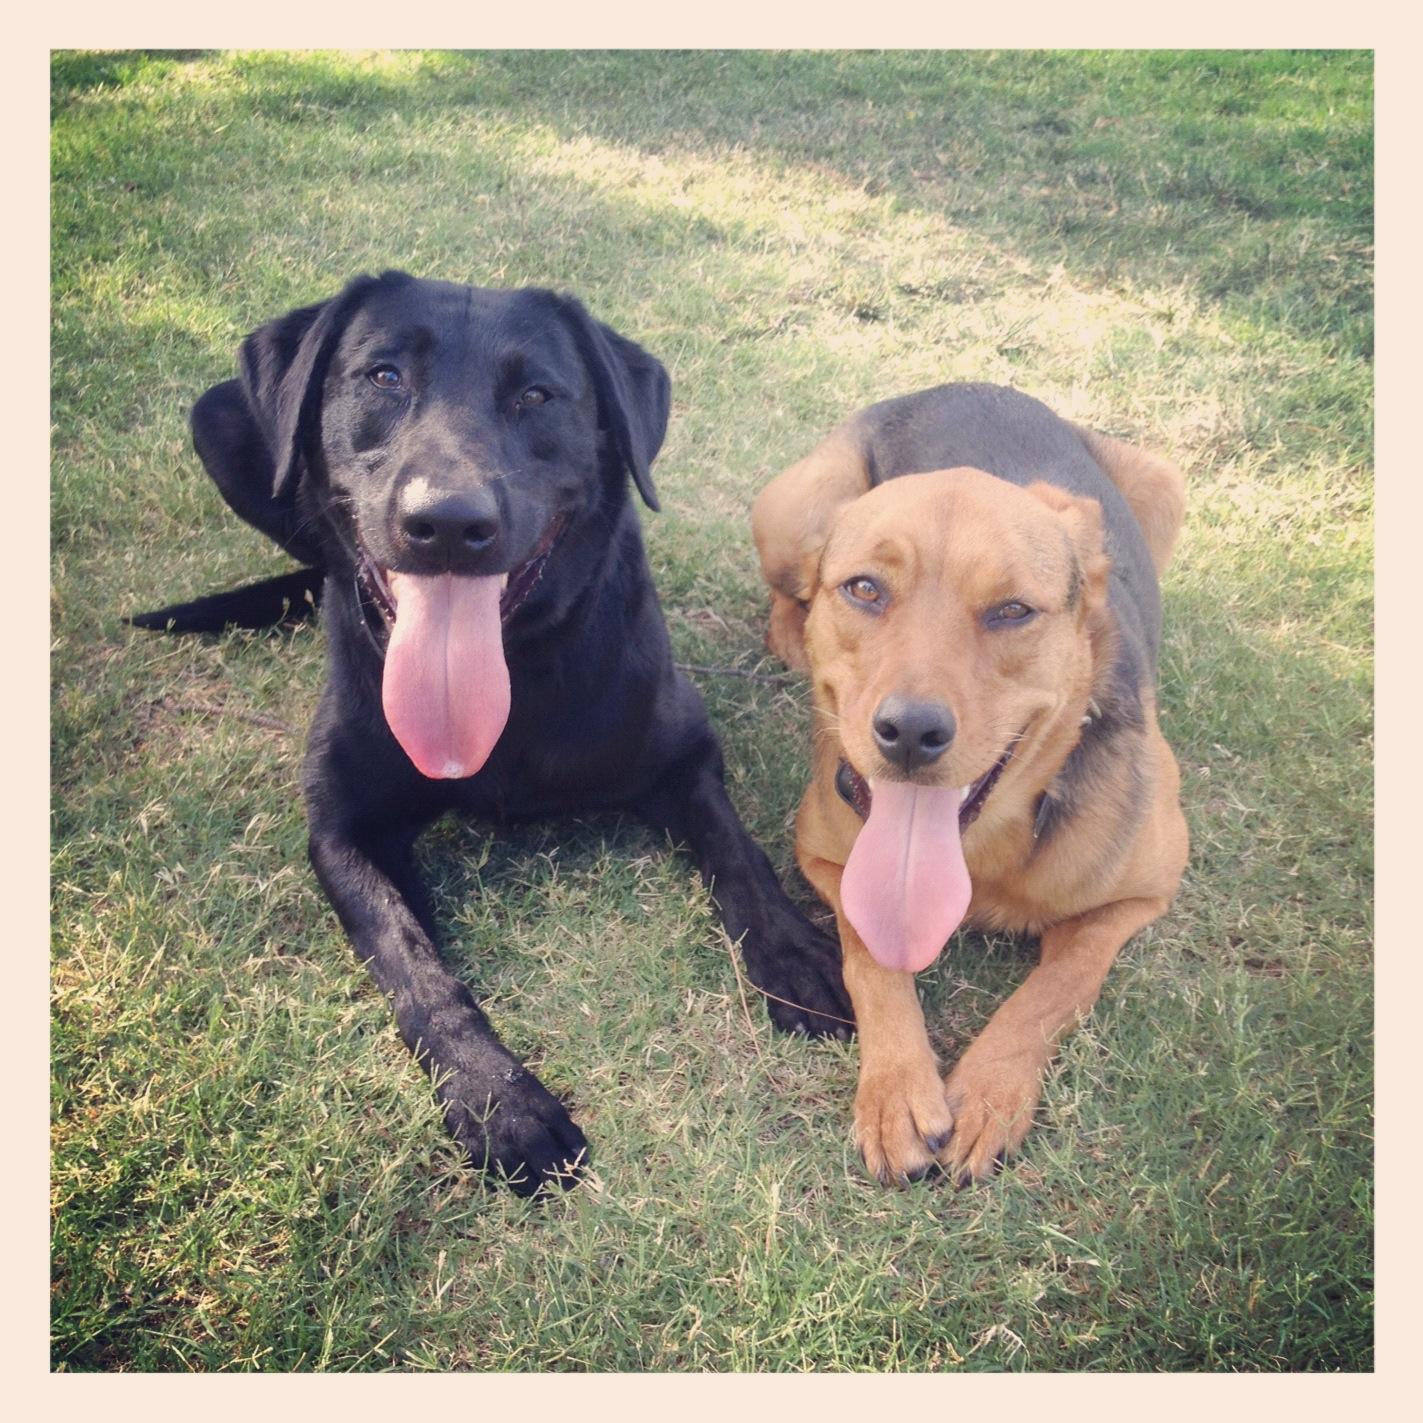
[1069,422,1186,577]
[1025,482,1111,612]
[238,271,399,499]
[750,424,874,670]
[555,295,670,512]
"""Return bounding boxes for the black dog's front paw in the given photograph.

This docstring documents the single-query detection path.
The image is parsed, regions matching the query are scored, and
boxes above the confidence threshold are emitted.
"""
[440,1059,588,1198]
[742,912,855,1040]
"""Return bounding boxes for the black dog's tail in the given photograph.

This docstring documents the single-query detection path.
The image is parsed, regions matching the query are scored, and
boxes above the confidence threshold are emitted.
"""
[127,567,325,633]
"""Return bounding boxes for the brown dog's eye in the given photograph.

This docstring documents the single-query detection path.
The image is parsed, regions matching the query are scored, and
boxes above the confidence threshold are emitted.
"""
[985,600,1036,627]
[842,576,884,609]
[517,387,550,408]
[367,365,402,391]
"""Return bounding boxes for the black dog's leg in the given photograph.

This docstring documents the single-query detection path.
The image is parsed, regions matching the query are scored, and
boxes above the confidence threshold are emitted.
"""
[127,566,324,632]
[636,737,854,1039]
[131,382,328,633]
[307,816,588,1195]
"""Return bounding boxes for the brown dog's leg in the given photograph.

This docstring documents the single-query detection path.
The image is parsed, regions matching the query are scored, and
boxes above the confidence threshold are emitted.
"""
[939,894,1171,1183]
[844,929,957,1184]
[802,854,954,1183]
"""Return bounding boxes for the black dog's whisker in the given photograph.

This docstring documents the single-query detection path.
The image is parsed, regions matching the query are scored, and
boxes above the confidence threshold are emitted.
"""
[675,662,796,686]
[746,984,855,1029]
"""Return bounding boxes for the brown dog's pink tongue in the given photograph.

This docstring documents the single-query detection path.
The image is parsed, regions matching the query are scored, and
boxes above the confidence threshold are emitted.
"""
[841,780,971,973]
[382,573,510,780]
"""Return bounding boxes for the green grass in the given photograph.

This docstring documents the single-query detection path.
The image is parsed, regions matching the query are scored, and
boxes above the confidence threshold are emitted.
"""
[50,50,1373,1371]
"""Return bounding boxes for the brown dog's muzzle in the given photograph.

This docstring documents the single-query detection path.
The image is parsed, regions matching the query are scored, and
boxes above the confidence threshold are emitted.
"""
[870,695,955,775]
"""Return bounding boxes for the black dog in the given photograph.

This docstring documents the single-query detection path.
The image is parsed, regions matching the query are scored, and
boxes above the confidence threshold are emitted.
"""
[134,272,852,1195]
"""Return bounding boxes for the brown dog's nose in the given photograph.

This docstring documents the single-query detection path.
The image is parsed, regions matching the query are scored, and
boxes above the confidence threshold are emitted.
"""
[398,485,500,562]
[872,696,955,774]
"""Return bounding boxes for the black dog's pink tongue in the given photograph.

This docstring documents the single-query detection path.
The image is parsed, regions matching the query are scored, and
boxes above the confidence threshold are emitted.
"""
[841,779,972,973]
[382,573,510,780]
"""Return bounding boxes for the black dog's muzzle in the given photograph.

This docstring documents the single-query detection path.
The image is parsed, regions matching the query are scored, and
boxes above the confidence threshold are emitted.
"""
[353,514,569,652]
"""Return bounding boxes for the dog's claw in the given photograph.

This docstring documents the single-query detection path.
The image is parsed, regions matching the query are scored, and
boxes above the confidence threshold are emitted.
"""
[854,1061,955,1186]
[443,1057,589,1198]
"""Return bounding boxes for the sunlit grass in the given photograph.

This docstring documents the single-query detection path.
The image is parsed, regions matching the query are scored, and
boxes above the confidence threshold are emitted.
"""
[51,49,1371,1371]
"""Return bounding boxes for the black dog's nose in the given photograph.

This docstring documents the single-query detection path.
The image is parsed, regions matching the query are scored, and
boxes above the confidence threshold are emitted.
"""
[398,485,500,560]
[872,696,956,773]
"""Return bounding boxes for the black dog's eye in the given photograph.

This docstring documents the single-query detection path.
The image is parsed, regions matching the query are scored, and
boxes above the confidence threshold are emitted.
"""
[842,576,885,610]
[984,600,1036,628]
[516,386,551,409]
[367,365,403,391]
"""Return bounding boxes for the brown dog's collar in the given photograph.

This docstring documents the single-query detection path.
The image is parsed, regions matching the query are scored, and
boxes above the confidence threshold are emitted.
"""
[835,759,872,820]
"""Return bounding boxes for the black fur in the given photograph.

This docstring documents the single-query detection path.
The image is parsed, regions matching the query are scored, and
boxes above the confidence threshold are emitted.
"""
[128,567,324,632]
[134,272,851,1196]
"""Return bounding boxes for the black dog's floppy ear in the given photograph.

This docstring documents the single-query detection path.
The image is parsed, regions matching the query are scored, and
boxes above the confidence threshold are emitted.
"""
[238,272,398,498]
[556,296,670,512]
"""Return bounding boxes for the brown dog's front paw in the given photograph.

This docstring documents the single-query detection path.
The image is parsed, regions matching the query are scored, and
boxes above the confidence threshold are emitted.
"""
[938,1049,1043,1184]
[854,1062,955,1185]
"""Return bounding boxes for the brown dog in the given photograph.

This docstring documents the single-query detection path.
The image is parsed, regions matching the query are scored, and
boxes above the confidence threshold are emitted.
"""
[752,384,1188,1184]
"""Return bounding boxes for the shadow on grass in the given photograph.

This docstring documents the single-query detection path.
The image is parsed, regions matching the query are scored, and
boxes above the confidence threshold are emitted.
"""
[51,49,1373,358]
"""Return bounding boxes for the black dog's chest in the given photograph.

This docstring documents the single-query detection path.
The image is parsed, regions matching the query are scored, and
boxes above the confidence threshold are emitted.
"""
[448,681,664,821]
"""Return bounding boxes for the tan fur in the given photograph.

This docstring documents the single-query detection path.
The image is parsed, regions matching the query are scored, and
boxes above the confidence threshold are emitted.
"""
[755,451,1188,1186]
[750,421,873,670]
[1069,422,1186,577]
